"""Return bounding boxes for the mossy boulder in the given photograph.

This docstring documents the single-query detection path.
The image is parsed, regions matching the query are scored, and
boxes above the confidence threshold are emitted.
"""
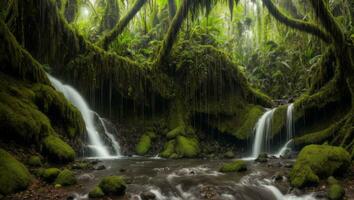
[0,149,31,195]
[43,135,75,163]
[54,169,76,186]
[41,168,61,183]
[327,184,345,200]
[135,134,151,155]
[89,186,105,198]
[290,145,351,188]
[27,155,42,167]
[224,151,235,159]
[99,176,126,195]
[160,140,175,158]
[175,136,200,158]
[219,160,247,172]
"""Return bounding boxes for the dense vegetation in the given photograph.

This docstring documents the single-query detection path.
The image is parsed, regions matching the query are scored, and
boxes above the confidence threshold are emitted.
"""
[0,0,353,198]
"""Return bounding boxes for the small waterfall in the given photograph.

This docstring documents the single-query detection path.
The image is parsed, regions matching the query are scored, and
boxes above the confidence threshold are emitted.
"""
[47,74,121,158]
[252,108,276,158]
[286,103,294,141]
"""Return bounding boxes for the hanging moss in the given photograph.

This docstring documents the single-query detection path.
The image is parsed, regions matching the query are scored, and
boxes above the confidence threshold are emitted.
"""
[0,149,31,195]
[290,145,351,188]
[43,135,76,163]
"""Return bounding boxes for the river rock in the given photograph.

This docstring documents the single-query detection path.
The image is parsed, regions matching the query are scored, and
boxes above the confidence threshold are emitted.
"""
[255,153,268,163]
[140,191,156,200]
[272,172,285,181]
[224,151,235,159]
[94,165,106,170]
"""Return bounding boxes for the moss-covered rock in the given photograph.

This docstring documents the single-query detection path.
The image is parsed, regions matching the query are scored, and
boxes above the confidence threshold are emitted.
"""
[219,160,247,172]
[0,149,31,195]
[27,155,42,167]
[43,135,75,163]
[160,140,175,158]
[327,184,345,200]
[89,186,105,198]
[41,168,61,183]
[99,176,126,195]
[224,151,235,159]
[54,169,76,186]
[135,134,151,155]
[290,145,351,188]
[175,136,200,158]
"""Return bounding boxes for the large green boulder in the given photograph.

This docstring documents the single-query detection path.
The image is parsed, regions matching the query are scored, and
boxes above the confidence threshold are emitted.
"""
[290,145,351,188]
[43,135,75,163]
[99,176,126,195]
[219,160,247,172]
[54,169,76,186]
[0,149,31,195]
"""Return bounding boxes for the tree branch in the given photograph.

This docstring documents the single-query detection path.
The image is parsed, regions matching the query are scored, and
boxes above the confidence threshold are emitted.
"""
[97,0,148,50]
[262,0,331,43]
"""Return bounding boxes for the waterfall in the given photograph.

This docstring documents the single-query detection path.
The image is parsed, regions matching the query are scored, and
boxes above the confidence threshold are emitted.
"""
[286,103,294,141]
[251,108,276,158]
[47,74,121,158]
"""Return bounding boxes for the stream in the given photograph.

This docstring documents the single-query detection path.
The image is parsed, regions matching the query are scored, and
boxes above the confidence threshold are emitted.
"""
[69,157,317,200]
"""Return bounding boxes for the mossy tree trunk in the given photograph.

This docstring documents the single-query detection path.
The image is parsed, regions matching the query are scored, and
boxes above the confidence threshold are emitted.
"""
[98,0,120,34]
[97,0,148,50]
[64,0,78,23]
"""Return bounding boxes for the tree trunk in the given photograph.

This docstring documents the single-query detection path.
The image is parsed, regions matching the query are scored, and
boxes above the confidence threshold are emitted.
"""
[97,0,147,50]
[98,0,120,34]
[155,0,192,69]
[168,0,176,19]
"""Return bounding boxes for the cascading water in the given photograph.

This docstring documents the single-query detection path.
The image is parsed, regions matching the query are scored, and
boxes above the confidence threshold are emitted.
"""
[47,74,121,158]
[251,108,276,158]
[276,103,295,157]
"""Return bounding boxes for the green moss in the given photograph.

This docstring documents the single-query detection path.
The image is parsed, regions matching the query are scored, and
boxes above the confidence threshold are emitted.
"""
[0,149,31,195]
[175,136,200,158]
[290,145,351,188]
[54,169,76,186]
[41,168,61,183]
[271,105,287,136]
[27,156,42,167]
[43,135,75,163]
[327,184,345,200]
[135,134,151,155]
[99,176,126,195]
[166,126,185,139]
[89,186,105,198]
[219,160,247,172]
[32,84,85,139]
[160,140,175,158]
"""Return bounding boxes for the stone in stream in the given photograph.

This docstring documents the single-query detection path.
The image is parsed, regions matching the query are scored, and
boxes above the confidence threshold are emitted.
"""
[94,165,106,170]
[255,153,268,163]
[140,191,156,200]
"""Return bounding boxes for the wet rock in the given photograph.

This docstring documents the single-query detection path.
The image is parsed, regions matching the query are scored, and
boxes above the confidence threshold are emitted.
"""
[314,191,327,199]
[140,191,156,200]
[219,160,247,172]
[66,193,80,200]
[200,185,220,199]
[255,153,268,163]
[272,172,285,181]
[224,151,235,159]
[283,162,293,168]
[120,168,126,172]
[54,169,77,186]
[94,165,106,170]
[77,173,94,181]
[89,160,101,165]
[268,162,282,168]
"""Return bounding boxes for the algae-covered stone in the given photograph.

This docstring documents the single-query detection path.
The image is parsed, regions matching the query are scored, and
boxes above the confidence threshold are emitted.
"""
[43,135,75,163]
[42,168,61,183]
[55,169,76,186]
[327,184,345,200]
[219,160,247,172]
[27,155,42,167]
[160,140,175,158]
[99,176,126,195]
[224,151,235,159]
[175,136,200,158]
[89,186,105,198]
[0,149,31,195]
[290,145,351,188]
[135,134,151,155]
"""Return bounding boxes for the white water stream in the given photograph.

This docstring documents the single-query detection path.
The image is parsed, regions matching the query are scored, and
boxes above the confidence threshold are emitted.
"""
[47,74,121,158]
